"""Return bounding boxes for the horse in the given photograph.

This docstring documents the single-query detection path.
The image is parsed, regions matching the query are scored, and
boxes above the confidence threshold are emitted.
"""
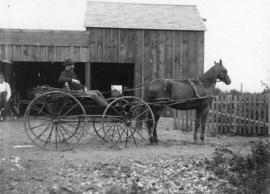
[144,59,231,144]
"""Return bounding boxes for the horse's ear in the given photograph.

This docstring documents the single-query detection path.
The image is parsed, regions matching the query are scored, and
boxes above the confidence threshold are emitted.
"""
[214,60,217,64]
[219,59,222,65]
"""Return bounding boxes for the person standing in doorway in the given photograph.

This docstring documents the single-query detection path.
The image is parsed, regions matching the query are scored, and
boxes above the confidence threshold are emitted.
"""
[0,73,11,121]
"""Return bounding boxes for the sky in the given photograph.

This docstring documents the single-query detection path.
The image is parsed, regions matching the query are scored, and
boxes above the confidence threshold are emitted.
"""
[0,0,269,92]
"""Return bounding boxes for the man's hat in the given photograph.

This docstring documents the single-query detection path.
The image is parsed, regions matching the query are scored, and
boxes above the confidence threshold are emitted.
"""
[62,59,75,67]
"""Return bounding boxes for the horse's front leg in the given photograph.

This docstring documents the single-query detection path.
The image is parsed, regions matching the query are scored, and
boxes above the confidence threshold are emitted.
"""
[193,111,201,144]
[200,107,209,144]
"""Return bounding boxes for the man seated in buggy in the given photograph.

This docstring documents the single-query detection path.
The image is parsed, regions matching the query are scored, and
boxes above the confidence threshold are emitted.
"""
[58,59,108,107]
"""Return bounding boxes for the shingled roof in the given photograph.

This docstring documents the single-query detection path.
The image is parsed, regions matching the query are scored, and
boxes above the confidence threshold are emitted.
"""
[84,1,206,31]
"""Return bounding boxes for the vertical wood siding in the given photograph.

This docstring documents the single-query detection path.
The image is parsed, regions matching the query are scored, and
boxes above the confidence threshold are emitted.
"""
[0,29,204,99]
[87,28,204,98]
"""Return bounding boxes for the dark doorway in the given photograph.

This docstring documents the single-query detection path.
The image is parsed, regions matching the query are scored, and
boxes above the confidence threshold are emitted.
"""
[14,62,85,100]
[90,63,134,98]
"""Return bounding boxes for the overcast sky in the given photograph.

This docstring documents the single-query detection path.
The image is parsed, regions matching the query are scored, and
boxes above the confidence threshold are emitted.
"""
[0,0,269,92]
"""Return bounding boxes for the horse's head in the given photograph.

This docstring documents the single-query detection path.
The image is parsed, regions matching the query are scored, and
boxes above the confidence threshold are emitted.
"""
[214,59,231,85]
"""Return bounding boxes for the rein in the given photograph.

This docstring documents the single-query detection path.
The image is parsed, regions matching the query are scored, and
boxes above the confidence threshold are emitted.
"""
[100,78,223,96]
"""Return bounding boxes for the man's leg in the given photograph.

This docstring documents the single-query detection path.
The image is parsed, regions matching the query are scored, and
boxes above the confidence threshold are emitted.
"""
[1,92,8,120]
[86,90,108,107]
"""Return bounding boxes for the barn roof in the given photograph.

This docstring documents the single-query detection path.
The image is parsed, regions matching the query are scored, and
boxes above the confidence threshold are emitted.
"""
[84,1,206,31]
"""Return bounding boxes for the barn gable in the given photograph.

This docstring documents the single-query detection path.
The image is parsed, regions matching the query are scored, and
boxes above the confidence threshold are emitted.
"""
[84,1,206,31]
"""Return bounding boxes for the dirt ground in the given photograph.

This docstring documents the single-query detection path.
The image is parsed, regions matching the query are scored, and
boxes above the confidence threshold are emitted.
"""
[0,117,268,193]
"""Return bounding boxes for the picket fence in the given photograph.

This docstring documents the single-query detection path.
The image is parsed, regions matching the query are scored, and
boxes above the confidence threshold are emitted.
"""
[173,93,270,136]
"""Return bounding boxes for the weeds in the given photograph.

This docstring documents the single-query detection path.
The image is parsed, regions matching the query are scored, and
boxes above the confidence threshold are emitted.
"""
[205,140,270,194]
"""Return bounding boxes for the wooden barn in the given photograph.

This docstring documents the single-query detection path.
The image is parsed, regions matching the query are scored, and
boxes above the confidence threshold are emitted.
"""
[84,1,206,97]
[0,1,206,113]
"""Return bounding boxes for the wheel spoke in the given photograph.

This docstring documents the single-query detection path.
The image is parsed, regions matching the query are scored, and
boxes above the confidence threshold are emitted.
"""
[58,123,80,140]
[28,120,52,131]
[130,125,137,146]
[34,120,54,140]
[55,125,58,150]
[62,103,79,117]
[133,126,146,140]
[57,97,68,117]
[132,107,149,120]
[31,103,50,117]
[57,125,71,147]
[43,125,54,149]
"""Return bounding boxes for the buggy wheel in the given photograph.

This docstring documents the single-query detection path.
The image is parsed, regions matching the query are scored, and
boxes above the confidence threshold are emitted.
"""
[98,96,155,147]
[24,91,87,151]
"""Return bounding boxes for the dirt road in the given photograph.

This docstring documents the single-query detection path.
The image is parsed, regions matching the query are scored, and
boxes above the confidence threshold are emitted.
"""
[0,117,265,193]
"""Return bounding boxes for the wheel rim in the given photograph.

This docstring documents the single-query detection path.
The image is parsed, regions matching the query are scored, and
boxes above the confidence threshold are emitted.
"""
[99,96,155,147]
[24,91,87,151]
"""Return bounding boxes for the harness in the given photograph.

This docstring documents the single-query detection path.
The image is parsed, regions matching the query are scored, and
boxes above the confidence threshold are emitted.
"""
[164,78,203,99]
[187,78,202,98]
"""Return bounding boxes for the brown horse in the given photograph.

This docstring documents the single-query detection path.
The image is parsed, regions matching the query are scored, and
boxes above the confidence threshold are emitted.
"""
[144,59,231,144]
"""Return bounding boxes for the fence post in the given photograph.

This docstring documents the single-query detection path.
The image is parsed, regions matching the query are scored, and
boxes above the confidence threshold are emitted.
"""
[266,93,270,135]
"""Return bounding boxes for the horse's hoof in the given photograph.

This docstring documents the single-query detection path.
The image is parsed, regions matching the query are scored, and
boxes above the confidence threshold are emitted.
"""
[194,140,198,144]
[200,140,205,145]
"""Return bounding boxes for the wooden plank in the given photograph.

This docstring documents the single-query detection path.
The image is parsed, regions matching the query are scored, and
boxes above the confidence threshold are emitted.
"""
[111,29,119,63]
[73,47,80,62]
[30,45,39,61]
[251,95,255,135]
[119,29,128,63]
[96,29,103,62]
[165,31,173,78]
[233,95,238,134]
[134,30,142,98]
[263,94,268,135]
[174,31,182,79]
[257,95,262,135]
[187,32,198,78]
[104,29,111,62]
[181,31,188,80]
[220,95,224,133]
[143,30,151,84]
[6,45,14,61]
[223,96,228,133]
[247,95,251,135]
[80,47,89,62]
[22,45,31,61]
[150,30,158,80]
[127,30,136,63]
[15,45,21,61]
[196,32,204,76]
[0,45,5,60]
[156,31,165,78]
[88,29,96,62]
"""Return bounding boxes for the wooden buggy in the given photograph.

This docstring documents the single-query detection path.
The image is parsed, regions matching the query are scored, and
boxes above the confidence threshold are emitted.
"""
[24,86,155,151]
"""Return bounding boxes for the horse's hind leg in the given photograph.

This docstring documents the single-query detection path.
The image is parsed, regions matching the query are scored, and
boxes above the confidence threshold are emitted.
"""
[193,111,201,144]
[200,107,209,144]
[149,106,164,144]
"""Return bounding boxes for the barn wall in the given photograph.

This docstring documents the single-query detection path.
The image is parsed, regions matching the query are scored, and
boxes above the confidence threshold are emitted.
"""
[0,29,90,62]
[87,28,204,97]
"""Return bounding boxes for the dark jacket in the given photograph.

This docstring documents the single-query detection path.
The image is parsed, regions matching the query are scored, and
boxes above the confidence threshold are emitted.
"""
[58,70,84,90]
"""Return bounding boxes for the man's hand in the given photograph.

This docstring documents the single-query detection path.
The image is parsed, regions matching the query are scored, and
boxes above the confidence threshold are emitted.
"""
[72,79,81,84]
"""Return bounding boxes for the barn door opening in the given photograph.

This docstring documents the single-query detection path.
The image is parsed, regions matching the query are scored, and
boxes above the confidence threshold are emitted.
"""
[90,63,134,98]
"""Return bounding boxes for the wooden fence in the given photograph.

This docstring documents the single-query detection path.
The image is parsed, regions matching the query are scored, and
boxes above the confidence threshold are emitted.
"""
[174,93,270,136]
